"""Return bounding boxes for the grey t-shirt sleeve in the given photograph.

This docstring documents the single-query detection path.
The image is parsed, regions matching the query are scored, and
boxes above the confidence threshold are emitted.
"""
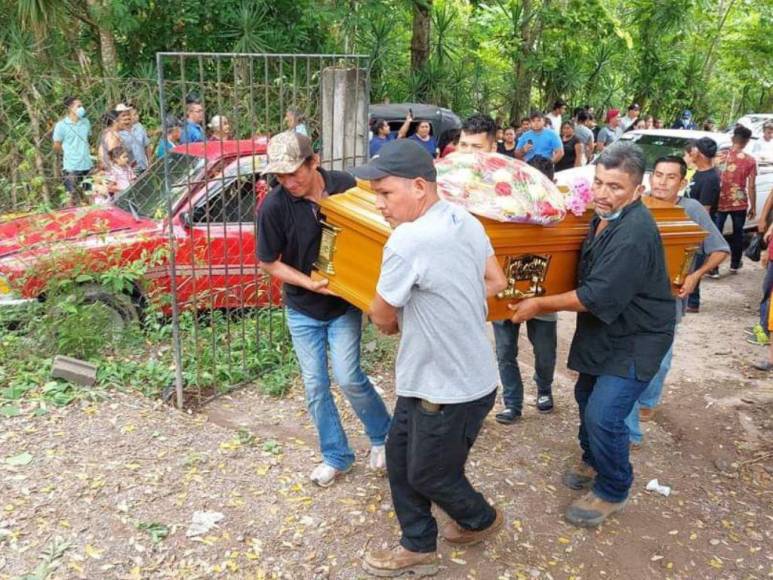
[377,246,419,308]
[680,198,730,255]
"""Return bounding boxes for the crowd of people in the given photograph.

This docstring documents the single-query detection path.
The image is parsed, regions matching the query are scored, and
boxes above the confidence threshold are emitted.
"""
[51,94,309,206]
[258,106,771,576]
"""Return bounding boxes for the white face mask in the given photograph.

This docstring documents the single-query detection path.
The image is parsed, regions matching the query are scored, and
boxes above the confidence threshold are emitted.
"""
[595,207,623,221]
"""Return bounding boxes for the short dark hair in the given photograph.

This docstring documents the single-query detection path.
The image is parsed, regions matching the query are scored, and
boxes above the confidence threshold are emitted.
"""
[63,96,78,109]
[528,155,555,181]
[577,111,589,123]
[552,99,566,111]
[520,117,530,125]
[109,145,128,161]
[461,113,497,141]
[572,107,584,118]
[732,124,752,144]
[372,117,387,132]
[654,155,687,179]
[597,142,646,185]
[529,110,543,120]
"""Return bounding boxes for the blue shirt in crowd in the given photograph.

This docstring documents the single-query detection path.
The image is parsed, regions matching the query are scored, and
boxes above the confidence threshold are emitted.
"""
[52,117,93,172]
[409,134,438,158]
[180,120,204,144]
[369,133,396,157]
[155,139,176,159]
[516,129,562,162]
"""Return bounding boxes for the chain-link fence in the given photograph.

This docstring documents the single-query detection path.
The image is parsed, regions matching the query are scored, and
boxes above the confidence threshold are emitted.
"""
[0,53,370,408]
[157,52,370,406]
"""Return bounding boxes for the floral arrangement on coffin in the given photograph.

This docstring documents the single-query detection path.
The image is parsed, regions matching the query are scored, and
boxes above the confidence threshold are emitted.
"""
[435,152,592,225]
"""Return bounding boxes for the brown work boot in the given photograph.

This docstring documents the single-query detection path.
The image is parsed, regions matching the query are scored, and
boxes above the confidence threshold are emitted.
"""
[565,491,628,528]
[562,461,596,490]
[362,545,439,577]
[442,508,504,545]
[639,407,655,422]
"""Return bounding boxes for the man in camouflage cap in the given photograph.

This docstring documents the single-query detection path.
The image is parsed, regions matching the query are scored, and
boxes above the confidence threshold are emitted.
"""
[258,131,391,487]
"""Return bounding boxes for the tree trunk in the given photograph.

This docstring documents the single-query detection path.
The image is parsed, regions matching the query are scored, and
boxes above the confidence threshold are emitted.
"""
[410,0,432,94]
[509,0,536,122]
[85,0,118,77]
[20,90,51,206]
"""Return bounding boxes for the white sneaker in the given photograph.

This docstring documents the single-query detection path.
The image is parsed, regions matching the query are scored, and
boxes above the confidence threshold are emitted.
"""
[310,463,351,488]
[369,445,386,471]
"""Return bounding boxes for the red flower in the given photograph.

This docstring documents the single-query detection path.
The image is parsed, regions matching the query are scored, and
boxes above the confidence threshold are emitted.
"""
[495,182,512,197]
[485,156,508,171]
[537,201,559,216]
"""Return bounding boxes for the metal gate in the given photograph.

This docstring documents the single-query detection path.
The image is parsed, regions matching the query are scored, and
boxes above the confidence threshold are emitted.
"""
[155,52,370,407]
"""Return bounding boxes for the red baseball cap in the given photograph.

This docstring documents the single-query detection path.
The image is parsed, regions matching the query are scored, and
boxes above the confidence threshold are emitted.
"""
[605,109,620,123]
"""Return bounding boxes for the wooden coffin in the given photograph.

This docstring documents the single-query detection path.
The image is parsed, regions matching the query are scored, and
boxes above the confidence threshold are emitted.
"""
[313,181,707,321]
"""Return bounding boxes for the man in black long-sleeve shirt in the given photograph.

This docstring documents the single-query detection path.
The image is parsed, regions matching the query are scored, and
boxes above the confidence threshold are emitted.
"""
[510,142,675,527]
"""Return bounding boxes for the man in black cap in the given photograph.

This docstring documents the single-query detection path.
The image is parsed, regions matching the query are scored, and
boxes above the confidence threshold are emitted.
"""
[354,139,507,577]
[685,136,722,293]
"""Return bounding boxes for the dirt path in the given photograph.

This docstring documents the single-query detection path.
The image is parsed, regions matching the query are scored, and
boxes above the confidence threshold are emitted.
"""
[1,265,771,579]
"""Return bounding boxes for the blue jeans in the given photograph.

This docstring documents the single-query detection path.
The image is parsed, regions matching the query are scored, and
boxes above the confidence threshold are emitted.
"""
[714,210,746,269]
[574,364,648,502]
[624,344,674,444]
[286,306,391,471]
[760,261,773,333]
[493,319,557,412]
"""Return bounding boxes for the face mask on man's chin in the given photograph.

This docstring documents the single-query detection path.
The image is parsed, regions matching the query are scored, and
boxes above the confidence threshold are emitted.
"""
[595,207,623,221]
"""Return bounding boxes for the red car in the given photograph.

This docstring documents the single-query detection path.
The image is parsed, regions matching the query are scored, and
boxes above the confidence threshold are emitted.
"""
[0,140,282,323]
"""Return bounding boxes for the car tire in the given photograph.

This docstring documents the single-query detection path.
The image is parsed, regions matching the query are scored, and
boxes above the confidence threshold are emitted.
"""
[79,284,141,332]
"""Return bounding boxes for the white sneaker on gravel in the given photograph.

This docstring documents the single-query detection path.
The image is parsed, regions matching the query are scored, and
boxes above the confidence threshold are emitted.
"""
[369,445,386,471]
[310,463,351,488]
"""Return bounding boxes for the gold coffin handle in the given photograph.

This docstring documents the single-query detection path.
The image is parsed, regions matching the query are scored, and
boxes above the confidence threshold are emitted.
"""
[314,220,342,276]
[496,254,551,300]
[673,246,699,287]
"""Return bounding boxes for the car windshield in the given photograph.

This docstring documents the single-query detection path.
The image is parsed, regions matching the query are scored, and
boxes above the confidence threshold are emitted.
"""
[114,153,205,219]
[620,134,695,172]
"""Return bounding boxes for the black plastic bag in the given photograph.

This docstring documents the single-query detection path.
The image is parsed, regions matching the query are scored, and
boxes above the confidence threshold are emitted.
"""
[744,233,766,262]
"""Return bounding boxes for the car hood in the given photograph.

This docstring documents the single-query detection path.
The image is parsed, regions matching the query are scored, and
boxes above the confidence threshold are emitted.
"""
[0,206,157,259]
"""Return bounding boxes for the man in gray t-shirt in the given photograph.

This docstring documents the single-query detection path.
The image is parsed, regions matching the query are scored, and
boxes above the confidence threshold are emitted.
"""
[352,140,507,577]
[625,155,729,446]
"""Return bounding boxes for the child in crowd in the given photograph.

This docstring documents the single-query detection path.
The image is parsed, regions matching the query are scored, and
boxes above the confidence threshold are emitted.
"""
[104,146,136,200]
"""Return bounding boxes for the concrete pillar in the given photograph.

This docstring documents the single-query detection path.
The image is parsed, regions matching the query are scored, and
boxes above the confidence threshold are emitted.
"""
[320,67,368,171]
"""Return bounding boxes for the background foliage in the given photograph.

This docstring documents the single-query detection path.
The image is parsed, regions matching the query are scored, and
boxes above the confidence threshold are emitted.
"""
[1,0,771,209]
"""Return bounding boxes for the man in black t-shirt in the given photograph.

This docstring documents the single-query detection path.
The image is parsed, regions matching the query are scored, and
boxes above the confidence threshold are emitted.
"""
[685,136,722,302]
[257,131,390,488]
[685,137,720,214]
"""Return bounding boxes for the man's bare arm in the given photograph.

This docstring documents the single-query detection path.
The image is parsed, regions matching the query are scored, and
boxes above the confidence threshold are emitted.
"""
[369,293,399,335]
[484,255,507,298]
[260,260,331,294]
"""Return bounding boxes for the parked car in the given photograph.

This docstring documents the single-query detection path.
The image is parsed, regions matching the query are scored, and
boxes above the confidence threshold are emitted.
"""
[369,103,461,143]
[0,140,282,324]
[731,113,773,139]
[555,129,771,232]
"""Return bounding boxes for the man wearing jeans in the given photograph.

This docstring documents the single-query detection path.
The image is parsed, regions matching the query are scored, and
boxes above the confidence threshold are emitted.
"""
[493,316,557,423]
[257,131,390,488]
[355,140,507,576]
[52,96,93,206]
[510,142,675,527]
[716,125,757,274]
[625,156,729,447]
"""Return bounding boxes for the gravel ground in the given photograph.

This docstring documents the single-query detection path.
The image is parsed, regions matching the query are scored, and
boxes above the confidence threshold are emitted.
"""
[1,262,771,579]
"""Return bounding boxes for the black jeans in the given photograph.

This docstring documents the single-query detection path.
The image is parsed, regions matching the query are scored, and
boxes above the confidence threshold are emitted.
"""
[687,252,705,309]
[386,390,497,553]
[492,319,557,412]
[63,170,91,206]
[714,210,746,269]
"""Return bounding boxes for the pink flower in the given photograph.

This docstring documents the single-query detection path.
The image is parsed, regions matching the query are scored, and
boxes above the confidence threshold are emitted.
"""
[495,182,512,197]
